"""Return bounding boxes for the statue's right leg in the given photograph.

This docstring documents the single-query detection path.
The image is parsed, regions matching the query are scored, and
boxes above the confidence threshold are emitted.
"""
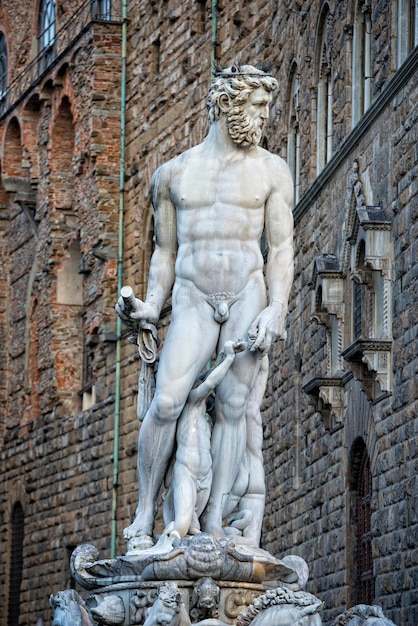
[124,294,219,544]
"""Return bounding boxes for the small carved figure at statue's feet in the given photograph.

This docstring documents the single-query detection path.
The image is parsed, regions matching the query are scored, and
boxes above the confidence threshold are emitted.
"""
[126,534,154,554]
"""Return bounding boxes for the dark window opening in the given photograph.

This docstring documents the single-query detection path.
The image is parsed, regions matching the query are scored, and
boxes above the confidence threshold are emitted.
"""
[353,280,362,338]
[355,445,374,604]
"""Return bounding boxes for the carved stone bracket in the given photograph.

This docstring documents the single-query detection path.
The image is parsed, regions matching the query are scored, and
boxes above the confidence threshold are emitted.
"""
[303,373,352,428]
[356,205,392,279]
[310,254,345,374]
[341,338,392,401]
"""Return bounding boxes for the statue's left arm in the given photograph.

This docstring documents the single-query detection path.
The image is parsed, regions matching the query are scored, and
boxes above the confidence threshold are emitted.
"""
[249,157,294,356]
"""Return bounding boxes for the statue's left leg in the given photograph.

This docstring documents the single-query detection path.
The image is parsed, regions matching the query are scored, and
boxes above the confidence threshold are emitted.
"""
[201,280,266,538]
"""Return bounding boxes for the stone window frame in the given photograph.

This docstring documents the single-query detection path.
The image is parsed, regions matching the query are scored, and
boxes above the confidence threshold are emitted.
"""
[37,0,56,74]
[78,321,99,412]
[352,1,372,127]
[397,0,418,68]
[315,4,334,174]
[286,62,301,204]
[304,160,393,418]
[303,253,350,428]
[341,198,393,401]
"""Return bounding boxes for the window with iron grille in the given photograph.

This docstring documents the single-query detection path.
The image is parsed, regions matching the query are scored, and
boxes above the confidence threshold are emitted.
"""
[7,502,24,626]
[355,444,374,604]
[38,0,56,73]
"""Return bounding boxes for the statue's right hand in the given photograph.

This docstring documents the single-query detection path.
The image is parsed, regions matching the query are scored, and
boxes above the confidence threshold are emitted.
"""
[115,297,159,325]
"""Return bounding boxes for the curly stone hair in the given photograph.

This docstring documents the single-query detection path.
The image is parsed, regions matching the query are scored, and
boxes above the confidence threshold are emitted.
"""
[207,63,278,124]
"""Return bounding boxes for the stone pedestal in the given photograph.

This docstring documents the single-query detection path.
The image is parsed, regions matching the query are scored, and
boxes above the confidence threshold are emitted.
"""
[85,579,275,625]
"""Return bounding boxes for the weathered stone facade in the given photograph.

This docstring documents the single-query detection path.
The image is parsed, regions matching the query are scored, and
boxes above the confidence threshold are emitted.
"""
[0,0,416,625]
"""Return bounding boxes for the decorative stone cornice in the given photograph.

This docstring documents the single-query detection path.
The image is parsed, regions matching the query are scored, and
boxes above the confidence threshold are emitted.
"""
[341,338,392,400]
[303,372,352,428]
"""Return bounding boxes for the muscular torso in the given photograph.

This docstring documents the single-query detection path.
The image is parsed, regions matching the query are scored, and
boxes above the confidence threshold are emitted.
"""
[168,145,274,295]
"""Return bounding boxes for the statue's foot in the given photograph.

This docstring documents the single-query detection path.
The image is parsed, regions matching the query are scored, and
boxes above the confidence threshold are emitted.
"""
[202,522,227,539]
[123,513,153,541]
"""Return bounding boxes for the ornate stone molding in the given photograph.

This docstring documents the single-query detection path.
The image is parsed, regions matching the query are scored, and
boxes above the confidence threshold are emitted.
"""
[341,338,392,400]
[303,373,352,428]
[310,254,345,375]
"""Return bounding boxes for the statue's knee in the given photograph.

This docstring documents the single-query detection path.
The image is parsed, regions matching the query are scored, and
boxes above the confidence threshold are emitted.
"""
[152,391,182,423]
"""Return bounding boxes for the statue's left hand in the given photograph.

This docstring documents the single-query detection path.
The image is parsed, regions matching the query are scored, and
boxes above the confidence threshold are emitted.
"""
[248,302,286,357]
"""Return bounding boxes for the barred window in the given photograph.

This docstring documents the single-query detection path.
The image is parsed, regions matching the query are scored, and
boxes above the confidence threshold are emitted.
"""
[348,438,375,605]
[356,445,374,603]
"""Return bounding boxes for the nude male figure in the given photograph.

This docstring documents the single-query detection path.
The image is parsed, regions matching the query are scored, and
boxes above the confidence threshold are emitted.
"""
[117,63,294,549]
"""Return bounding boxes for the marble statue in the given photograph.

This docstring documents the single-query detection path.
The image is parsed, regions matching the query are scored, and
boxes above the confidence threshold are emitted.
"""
[116,62,294,551]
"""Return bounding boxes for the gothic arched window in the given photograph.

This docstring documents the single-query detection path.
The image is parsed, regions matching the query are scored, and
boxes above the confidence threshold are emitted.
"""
[315,7,333,174]
[348,438,375,605]
[352,2,372,126]
[38,0,56,73]
[287,65,300,203]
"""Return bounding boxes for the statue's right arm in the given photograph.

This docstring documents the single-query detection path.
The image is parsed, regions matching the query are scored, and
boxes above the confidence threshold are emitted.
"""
[116,164,177,325]
[142,163,177,319]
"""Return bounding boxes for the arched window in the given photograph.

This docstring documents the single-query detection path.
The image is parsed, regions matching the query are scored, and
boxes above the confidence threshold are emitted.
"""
[348,439,374,605]
[38,0,56,73]
[7,502,25,626]
[287,65,300,203]
[352,1,372,126]
[315,8,333,174]
[397,0,418,67]
[0,32,7,105]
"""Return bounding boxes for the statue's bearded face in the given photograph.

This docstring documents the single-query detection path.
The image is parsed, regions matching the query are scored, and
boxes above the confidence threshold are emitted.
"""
[226,86,272,148]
